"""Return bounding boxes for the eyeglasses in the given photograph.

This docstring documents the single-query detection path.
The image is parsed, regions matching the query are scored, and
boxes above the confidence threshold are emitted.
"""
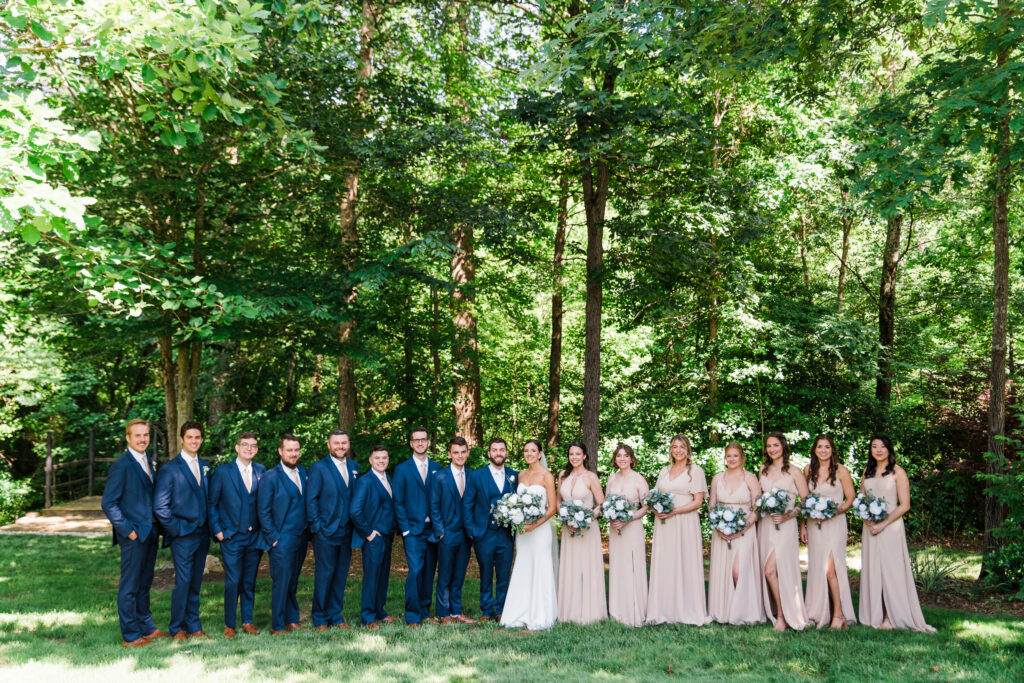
[239,443,258,450]
[410,438,430,443]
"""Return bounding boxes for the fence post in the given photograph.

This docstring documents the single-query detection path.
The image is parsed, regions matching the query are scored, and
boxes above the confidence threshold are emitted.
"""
[44,432,53,508]
[88,427,95,496]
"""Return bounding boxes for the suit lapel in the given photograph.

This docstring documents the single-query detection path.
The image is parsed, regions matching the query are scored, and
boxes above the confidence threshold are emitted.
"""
[126,451,153,487]
[326,457,345,491]
[229,462,247,498]
[177,456,201,494]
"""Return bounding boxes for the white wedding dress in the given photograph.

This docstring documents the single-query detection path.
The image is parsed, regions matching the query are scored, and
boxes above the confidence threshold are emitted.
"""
[500,484,558,630]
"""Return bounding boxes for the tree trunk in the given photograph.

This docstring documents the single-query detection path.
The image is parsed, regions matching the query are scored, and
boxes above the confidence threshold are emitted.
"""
[159,335,179,456]
[981,26,1012,577]
[546,176,569,450]
[430,285,442,413]
[175,340,201,432]
[336,0,377,432]
[207,344,231,428]
[837,203,853,307]
[578,69,617,470]
[798,212,810,289]
[876,212,903,409]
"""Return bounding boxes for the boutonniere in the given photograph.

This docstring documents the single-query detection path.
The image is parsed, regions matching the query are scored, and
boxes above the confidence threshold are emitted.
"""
[203,466,210,477]
[352,472,357,479]
[506,475,514,485]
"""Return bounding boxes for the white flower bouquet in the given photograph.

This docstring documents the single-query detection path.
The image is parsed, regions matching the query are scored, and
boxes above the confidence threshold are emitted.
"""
[600,493,635,535]
[643,489,675,524]
[799,493,839,529]
[754,487,796,530]
[850,492,889,522]
[559,498,595,537]
[491,491,544,534]
[708,503,748,549]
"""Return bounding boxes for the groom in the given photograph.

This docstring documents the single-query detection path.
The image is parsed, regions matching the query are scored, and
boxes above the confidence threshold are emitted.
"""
[462,437,517,621]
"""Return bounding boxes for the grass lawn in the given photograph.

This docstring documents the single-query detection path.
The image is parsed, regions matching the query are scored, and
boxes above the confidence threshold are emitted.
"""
[0,536,1021,681]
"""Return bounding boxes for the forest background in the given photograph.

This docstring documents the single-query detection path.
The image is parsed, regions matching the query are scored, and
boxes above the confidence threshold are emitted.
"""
[0,0,1021,595]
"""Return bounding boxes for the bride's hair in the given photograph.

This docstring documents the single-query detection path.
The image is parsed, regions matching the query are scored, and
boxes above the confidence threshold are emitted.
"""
[560,441,588,480]
[523,439,546,469]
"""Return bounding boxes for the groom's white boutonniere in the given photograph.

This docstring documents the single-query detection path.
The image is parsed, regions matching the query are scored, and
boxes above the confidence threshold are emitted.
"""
[203,466,210,477]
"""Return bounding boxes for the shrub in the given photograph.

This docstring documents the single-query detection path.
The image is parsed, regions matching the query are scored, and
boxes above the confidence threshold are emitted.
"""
[0,472,33,525]
[910,550,966,592]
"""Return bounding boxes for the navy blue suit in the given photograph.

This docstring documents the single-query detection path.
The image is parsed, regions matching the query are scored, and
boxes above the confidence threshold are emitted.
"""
[429,466,472,618]
[208,460,267,629]
[393,456,441,624]
[462,465,517,618]
[154,453,211,635]
[257,463,308,631]
[350,471,396,625]
[306,455,361,626]
[101,449,159,642]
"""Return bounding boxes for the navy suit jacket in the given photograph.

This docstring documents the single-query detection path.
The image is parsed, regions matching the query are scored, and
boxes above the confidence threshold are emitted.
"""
[306,456,361,540]
[393,457,440,537]
[101,450,158,545]
[350,472,396,540]
[462,466,518,540]
[429,467,468,541]
[154,453,210,542]
[257,463,307,547]
[208,460,268,549]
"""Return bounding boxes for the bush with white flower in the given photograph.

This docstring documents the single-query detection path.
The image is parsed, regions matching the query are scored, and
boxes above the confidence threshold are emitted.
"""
[558,498,595,537]
[601,493,635,534]
[491,491,543,534]
[754,487,797,530]
[708,503,748,549]
[799,493,840,529]
[850,492,888,523]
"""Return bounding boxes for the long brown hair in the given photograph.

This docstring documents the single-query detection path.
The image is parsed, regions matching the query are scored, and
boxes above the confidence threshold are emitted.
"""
[761,431,791,474]
[611,443,637,471]
[807,433,838,488]
[670,434,693,474]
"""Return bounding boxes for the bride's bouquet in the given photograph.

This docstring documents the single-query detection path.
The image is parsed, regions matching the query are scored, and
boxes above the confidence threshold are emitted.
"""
[643,489,675,524]
[558,499,595,537]
[754,488,796,530]
[708,503,748,549]
[491,491,544,534]
[600,494,635,535]
[799,493,839,529]
[850,492,888,522]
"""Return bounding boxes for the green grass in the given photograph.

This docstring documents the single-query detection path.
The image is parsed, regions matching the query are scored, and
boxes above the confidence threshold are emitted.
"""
[0,536,1021,681]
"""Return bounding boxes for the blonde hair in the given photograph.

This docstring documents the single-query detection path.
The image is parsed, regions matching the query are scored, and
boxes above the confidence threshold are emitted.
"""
[671,434,693,473]
[724,441,746,465]
[125,419,149,436]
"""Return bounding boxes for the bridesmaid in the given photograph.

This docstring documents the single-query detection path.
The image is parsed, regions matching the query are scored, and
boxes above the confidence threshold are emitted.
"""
[758,431,809,631]
[646,435,710,626]
[800,433,856,629]
[605,443,650,627]
[557,441,607,624]
[708,442,765,625]
[859,434,935,633]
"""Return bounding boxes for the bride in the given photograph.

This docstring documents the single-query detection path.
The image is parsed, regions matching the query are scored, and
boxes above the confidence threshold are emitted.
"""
[500,439,559,630]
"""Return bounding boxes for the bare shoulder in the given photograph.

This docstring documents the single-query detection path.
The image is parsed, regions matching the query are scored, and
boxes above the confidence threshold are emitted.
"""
[837,464,852,478]
[791,467,808,483]
[893,465,909,480]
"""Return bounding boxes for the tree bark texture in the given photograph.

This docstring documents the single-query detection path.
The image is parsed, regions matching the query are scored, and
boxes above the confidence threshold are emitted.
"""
[546,177,569,450]
[159,335,178,456]
[876,212,903,409]
[837,205,853,307]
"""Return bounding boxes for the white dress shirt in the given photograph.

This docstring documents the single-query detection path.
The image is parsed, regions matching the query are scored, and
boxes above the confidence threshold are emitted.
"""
[181,452,200,484]
[331,455,350,485]
[128,447,151,480]
[489,465,506,492]
[236,458,253,492]
[451,464,466,497]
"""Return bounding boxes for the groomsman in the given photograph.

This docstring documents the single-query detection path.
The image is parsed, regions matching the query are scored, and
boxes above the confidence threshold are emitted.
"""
[154,421,211,640]
[350,445,397,628]
[306,429,360,630]
[463,437,517,621]
[101,419,166,647]
[258,434,309,634]
[393,427,440,627]
[208,432,268,638]
[429,437,476,624]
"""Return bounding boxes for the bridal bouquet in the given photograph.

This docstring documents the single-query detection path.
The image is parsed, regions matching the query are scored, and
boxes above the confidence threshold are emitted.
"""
[754,488,796,530]
[643,489,675,524]
[559,499,595,537]
[491,491,544,534]
[600,494,635,534]
[708,504,747,549]
[799,494,839,529]
[850,492,888,523]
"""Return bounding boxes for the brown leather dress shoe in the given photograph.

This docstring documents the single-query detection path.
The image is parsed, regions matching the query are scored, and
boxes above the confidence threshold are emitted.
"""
[285,622,304,631]
[380,616,397,624]
[171,631,188,641]
[440,616,457,624]
[315,625,329,631]
[427,617,442,625]
[222,627,237,639]
[187,631,211,639]
[406,622,420,629]
[270,629,287,635]
[454,614,478,624]
[144,629,170,639]
[495,614,502,622]
[123,637,151,647]
[364,622,380,629]
[477,616,491,622]
[334,623,351,630]
[241,623,261,635]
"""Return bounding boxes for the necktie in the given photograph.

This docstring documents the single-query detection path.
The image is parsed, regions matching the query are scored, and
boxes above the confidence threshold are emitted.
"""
[288,467,302,493]
[188,457,200,485]
[419,461,427,484]
[340,461,349,485]
[381,475,392,497]
[457,469,464,497]
[139,456,152,481]
[243,466,252,493]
